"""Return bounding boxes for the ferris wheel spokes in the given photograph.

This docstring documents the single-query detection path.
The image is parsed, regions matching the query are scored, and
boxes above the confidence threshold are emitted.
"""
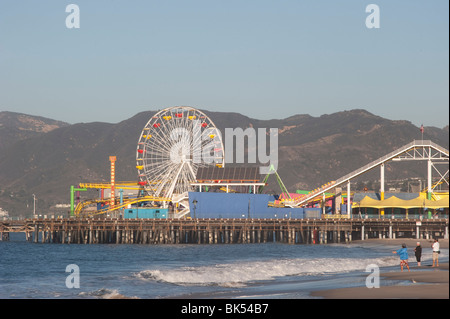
[136,106,225,200]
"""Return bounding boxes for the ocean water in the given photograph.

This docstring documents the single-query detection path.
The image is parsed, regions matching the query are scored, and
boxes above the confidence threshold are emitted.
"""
[0,233,447,299]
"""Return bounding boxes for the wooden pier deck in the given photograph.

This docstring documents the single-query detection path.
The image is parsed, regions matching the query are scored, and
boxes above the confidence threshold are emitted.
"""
[0,218,448,244]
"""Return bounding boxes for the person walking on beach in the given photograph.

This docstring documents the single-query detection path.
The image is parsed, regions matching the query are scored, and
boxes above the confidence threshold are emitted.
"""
[414,242,422,266]
[432,238,440,267]
[392,243,410,272]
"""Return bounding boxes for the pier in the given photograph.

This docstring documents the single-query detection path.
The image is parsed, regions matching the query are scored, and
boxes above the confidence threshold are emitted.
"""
[1,218,448,244]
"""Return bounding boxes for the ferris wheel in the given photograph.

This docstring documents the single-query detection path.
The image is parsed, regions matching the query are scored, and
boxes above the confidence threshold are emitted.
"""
[136,106,224,200]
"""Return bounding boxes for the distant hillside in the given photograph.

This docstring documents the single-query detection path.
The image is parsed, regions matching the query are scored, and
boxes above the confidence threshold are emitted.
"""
[0,108,448,217]
[0,111,69,153]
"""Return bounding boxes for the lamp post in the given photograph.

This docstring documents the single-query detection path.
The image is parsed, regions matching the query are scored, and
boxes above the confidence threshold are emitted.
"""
[32,194,36,216]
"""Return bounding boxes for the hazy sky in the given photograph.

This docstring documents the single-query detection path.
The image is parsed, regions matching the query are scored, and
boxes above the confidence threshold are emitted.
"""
[0,0,448,127]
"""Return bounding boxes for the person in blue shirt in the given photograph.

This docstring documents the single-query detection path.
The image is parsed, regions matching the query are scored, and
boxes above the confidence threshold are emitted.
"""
[392,243,410,272]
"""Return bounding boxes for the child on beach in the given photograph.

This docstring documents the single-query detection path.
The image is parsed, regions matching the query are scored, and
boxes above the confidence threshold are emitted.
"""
[392,243,410,272]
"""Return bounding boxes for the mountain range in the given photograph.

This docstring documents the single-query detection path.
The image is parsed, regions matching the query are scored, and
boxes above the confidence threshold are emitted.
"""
[0,109,448,217]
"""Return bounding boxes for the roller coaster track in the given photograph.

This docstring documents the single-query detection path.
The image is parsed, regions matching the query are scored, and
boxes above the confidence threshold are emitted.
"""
[75,196,172,216]
[284,140,449,207]
[420,177,449,201]
[421,177,449,193]
[79,182,145,190]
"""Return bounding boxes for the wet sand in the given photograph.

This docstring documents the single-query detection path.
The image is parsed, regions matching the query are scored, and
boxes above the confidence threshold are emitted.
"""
[312,238,448,299]
[351,238,448,249]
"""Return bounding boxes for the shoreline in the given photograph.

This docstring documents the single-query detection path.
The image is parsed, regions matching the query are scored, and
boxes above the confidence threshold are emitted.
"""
[311,265,449,299]
[349,238,449,249]
[311,238,449,299]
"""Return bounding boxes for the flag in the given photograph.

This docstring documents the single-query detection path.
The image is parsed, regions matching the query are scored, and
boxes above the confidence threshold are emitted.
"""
[420,124,424,133]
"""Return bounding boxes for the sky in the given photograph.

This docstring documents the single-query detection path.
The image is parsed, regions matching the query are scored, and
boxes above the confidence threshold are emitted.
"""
[0,0,448,127]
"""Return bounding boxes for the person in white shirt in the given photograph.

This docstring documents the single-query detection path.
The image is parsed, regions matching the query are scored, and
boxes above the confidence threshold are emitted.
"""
[432,238,440,267]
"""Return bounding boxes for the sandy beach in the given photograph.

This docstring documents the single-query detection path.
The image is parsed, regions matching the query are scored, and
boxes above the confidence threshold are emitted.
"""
[352,238,449,249]
[312,239,449,299]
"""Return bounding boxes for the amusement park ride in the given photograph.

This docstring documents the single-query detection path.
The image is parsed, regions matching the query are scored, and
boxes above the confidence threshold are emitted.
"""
[72,107,449,218]
[72,106,225,217]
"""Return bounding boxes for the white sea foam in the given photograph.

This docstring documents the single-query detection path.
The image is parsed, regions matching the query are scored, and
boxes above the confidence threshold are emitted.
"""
[79,288,138,299]
[135,256,399,287]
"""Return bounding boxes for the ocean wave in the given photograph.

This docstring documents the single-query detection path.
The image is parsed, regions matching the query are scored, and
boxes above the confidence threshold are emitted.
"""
[135,256,399,287]
[79,288,139,299]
